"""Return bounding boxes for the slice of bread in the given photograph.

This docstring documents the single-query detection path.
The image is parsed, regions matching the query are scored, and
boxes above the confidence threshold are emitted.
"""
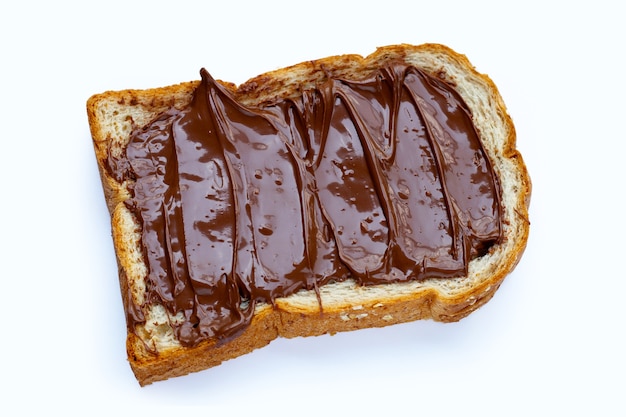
[87,43,530,386]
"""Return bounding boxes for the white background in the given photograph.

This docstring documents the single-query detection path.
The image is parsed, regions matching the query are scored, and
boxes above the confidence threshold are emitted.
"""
[2,0,624,414]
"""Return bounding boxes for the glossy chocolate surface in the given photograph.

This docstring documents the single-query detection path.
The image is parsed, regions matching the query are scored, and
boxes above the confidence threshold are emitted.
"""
[108,63,502,346]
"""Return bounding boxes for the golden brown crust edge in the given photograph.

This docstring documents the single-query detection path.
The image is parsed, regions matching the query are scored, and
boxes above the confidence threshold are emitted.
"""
[87,43,530,386]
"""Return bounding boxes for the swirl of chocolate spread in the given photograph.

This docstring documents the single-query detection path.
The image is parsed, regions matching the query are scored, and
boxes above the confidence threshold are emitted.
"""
[108,63,502,347]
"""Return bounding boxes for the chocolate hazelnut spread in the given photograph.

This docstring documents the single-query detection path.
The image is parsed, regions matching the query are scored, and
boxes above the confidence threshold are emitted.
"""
[107,63,502,347]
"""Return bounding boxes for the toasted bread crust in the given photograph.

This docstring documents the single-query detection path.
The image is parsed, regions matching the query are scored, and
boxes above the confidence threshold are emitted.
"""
[87,43,530,386]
